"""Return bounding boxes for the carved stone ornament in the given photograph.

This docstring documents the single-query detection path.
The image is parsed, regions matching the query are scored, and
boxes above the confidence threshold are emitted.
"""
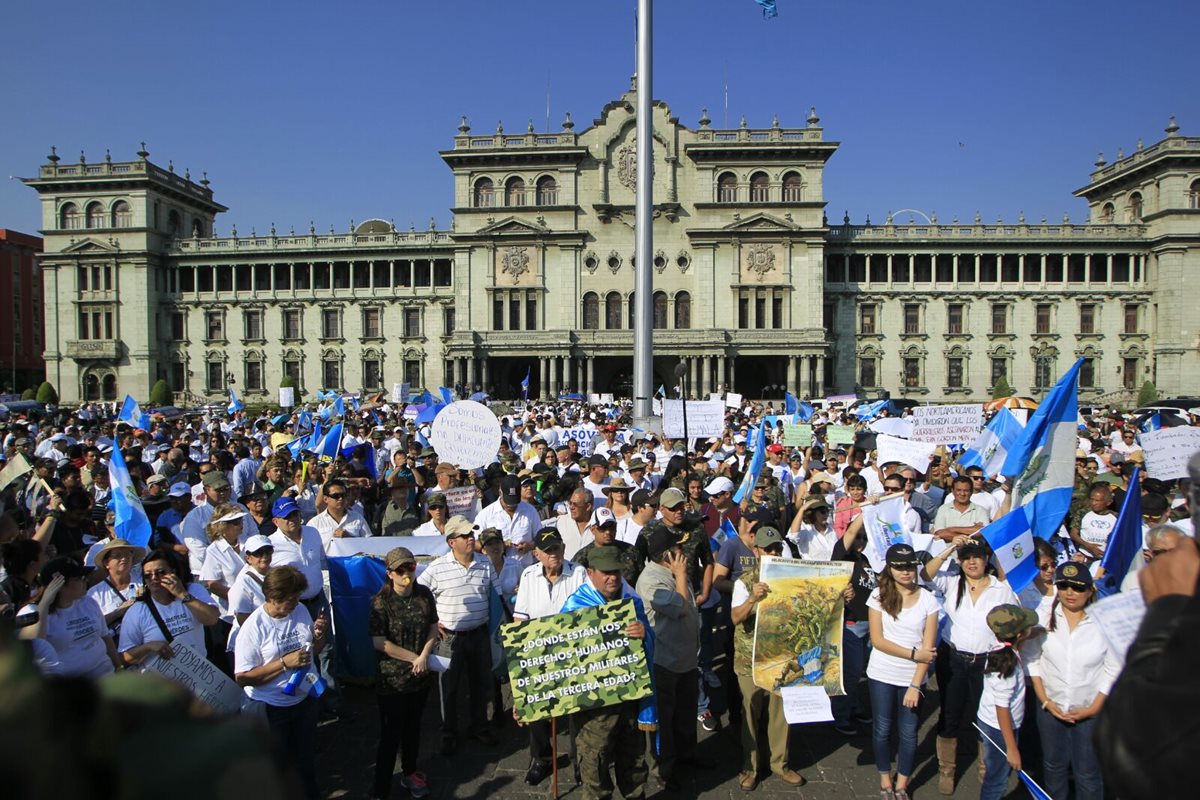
[583,250,599,274]
[616,140,637,190]
[501,246,530,282]
[607,250,623,274]
[676,250,691,273]
[746,242,776,281]
[653,249,667,274]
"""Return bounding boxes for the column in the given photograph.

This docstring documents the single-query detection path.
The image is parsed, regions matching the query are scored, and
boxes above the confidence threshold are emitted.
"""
[549,358,560,397]
[814,355,825,397]
[466,357,476,391]
[729,357,737,394]
[539,357,549,398]
[481,358,490,394]
[717,356,726,394]
[798,354,811,399]
[1106,254,1113,288]
[786,356,797,395]
[562,356,572,393]
[701,356,712,397]
[455,358,465,389]
[690,357,699,399]
[586,357,595,395]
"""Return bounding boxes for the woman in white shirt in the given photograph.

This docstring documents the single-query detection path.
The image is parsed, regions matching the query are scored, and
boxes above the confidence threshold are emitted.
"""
[234,565,328,800]
[225,534,275,655]
[86,538,146,640]
[920,536,1019,794]
[867,544,939,800]
[199,504,248,657]
[786,497,838,560]
[37,557,121,679]
[1026,563,1117,800]
[119,548,220,665]
[1016,538,1058,618]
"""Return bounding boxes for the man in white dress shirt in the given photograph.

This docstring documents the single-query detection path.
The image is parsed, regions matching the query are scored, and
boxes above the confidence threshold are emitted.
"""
[309,478,373,548]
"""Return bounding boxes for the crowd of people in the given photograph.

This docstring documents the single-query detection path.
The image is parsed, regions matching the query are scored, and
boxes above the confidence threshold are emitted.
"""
[1,394,1197,800]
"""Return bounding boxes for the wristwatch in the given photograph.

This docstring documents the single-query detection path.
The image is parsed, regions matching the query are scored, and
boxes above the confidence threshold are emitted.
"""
[180,593,196,603]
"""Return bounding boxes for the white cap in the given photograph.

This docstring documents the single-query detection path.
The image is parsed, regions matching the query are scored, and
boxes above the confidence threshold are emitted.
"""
[167,483,192,498]
[594,506,617,528]
[213,510,248,524]
[244,534,274,553]
[733,434,747,444]
[705,476,735,495]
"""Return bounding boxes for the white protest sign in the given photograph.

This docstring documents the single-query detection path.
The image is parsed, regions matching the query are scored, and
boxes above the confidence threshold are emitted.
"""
[875,433,938,472]
[561,426,597,457]
[1139,427,1200,480]
[278,387,295,408]
[662,400,726,439]
[141,642,244,715]
[429,400,502,470]
[708,393,723,402]
[441,485,479,521]
[725,392,743,409]
[910,404,983,445]
[600,393,613,404]
[588,393,602,404]
[1087,586,1146,664]
[780,685,834,724]
[391,382,412,404]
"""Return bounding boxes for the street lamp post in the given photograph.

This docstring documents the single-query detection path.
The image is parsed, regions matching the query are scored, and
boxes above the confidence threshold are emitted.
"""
[674,360,689,446]
[632,0,655,427]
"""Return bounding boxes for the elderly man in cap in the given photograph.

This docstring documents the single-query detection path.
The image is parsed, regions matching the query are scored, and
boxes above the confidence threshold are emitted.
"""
[180,471,246,573]
[239,482,276,537]
[427,461,481,521]
[624,455,656,492]
[513,527,588,785]
[474,474,540,559]
[575,506,644,586]
[636,523,713,790]
[377,474,421,536]
[561,545,651,800]
[731,526,807,790]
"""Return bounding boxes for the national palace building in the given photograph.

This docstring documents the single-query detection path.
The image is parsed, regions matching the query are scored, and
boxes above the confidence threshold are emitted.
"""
[22,85,1200,406]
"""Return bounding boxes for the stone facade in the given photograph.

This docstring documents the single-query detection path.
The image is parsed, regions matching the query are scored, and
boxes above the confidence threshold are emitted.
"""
[22,94,1200,406]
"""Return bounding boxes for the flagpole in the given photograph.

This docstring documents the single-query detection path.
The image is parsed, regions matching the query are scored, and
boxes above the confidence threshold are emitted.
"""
[632,0,654,427]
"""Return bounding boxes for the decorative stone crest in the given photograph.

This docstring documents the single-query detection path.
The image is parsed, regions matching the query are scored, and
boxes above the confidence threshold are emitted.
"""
[653,249,667,274]
[676,250,691,273]
[583,250,599,274]
[616,140,637,190]
[501,246,530,281]
[607,251,623,274]
[745,242,776,281]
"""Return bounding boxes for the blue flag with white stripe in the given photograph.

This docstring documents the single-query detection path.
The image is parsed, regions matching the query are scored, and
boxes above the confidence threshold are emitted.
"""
[314,423,343,463]
[797,401,814,423]
[117,394,151,430]
[1140,413,1161,433]
[784,392,798,416]
[732,421,767,504]
[960,407,1023,477]
[227,388,245,415]
[521,368,531,400]
[108,447,152,548]
[754,0,778,18]
[439,386,455,406]
[1097,466,1143,597]
[853,399,890,420]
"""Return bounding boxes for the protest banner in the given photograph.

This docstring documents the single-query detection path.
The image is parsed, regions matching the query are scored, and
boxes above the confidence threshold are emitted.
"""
[782,423,812,448]
[781,685,834,724]
[860,494,914,573]
[600,393,614,404]
[429,400,501,470]
[725,392,743,409]
[875,432,938,472]
[1139,427,1200,480]
[825,394,857,406]
[662,399,726,439]
[560,426,597,457]
[270,432,294,450]
[278,386,295,408]
[752,557,854,696]
[440,485,479,521]
[0,453,32,493]
[391,382,411,404]
[910,404,983,445]
[708,393,723,402]
[588,393,602,404]
[824,425,856,445]
[141,641,244,715]
[501,599,652,723]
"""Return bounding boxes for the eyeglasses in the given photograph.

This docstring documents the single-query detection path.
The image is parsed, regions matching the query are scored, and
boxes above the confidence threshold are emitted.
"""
[326,493,347,500]
[903,478,916,484]
[144,568,172,578]
[884,485,903,491]
[1037,562,1055,572]
[763,545,784,555]
[388,563,417,574]
[969,476,984,481]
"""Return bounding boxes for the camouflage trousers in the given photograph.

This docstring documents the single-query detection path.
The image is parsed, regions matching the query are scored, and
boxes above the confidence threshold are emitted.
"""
[575,701,648,800]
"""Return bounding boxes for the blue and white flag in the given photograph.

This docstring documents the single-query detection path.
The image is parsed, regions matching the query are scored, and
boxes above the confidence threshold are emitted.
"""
[715,516,738,545]
[861,494,912,573]
[784,392,798,416]
[979,508,1040,593]
[1097,467,1144,597]
[296,411,313,434]
[655,384,666,398]
[960,408,1023,478]
[117,395,151,430]
[439,386,456,406]
[521,369,531,400]
[227,388,245,415]
[853,399,890,420]
[732,421,767,504]
[314,423,344,463]
[1140,413,1161,433]
[108,447,152,548]
[797,401,815,423]
[975,722,1052,800]
[1002,358,1082,539]
[754,0,778,18]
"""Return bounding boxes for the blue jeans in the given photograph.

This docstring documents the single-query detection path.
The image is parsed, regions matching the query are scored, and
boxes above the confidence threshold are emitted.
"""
[696,603,718,715]
[1036,705,1103,800]
[868,680,919,777]
[832,621,869,725]
[976,719,1017,800]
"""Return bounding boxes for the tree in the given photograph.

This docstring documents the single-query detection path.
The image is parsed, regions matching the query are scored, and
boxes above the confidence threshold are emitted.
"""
[1137,380,1158,407]
[280,375,296,388]
[991,376,1013,400]
[20,388,36,401]
[149,379,174,406]
[35,381,58,405]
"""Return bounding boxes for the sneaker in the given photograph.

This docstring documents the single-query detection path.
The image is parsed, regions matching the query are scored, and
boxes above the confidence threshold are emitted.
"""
[697,711,719,732]
[833,722,857,736]
[401,772,429,798]
[703,670,722,689]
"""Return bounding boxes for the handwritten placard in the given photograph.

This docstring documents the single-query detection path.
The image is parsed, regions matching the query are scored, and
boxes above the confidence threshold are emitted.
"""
[1139,427,1200,480]
[560,426,597,457]
[824,425,857,445]
[141,642,244,715]
[781,685,835,724]
[429,400,502,470]
[782,423,812,447]
[725,392,743,409]
[910,404,983,445]
[440,485,479,520]
[278,387,295,408]
[663,400,726,439]
[875,433,939,472]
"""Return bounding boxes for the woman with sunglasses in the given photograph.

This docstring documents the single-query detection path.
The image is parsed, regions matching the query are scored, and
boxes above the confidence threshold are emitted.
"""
[921,534,1018,794]
[369,547,438,800]
[866,543,940,800]
[1026,563,1117,800]
[119,547,220,665]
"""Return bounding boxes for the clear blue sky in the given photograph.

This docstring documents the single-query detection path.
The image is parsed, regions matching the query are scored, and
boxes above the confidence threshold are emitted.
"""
[1,0,1194,236]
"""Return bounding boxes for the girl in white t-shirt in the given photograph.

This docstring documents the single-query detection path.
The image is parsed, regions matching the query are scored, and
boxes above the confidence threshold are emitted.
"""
[37,557,120,679]
[866,544,939,800]
[977,604,1038,800]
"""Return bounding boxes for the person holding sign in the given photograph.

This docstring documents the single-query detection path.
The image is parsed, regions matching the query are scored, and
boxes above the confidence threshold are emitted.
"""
[37,556,122,679]
[234,566,329,800]
[119,548,220,666]
[866,544,939,800]
[368,547,438,800]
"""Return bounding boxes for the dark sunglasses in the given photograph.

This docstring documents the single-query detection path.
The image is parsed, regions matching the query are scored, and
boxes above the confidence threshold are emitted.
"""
[388,562,417,574]
[326,493,347,500]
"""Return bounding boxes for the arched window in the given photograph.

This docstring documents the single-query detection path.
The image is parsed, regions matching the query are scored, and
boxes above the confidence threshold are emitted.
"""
[674,291,691,329]
[782,172,803,202]
[167,210,181,236]
[717,172,738,203]
[60,203,81,230]
[605,292,622,329]
[111,200,132,228]
[1189,179,1200,210]
[536,175,558,205]
[1100,202,1115,223]
[653,291,668,329]
[749,172,769,203]
[1128,191,1143,222]
[582,292,599,330]
[473,177,494,208]
[83,374,100,401]
[101,374,118,401]
[86,202,105,229]
[192,218,204,238]
[505,177,526,207]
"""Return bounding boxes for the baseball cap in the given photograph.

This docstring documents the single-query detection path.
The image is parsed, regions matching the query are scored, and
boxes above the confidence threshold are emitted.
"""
[477,527,504,547]
[885,543,919,568]
[534,527,564,551]
[754,474,772,489]
[147,474,168,486]
[167,482,192,498]
[443,515,475,538]
[587,454,609,468]
[643,523,681,560]
[244,534,275,554]
[733,434,747,444]
[586,545,624,572]
[808,471,836,485]
[426,492,449,509]
[631,489,658,508]
[202,471,230,489]
[986,604,1038,641]
[754,526,785,549]
[594,506,617,529]
[659,487,686,509]
[500,474,521,505]
[271,496,301,519]
[705,476,735,495]
[958,538,992,561]
[434,462,458,476]
[385,546,416,570]
[213,509,247,524]
[627,456,648,471]
[1054,562,1093,590]
[766,443,784,454]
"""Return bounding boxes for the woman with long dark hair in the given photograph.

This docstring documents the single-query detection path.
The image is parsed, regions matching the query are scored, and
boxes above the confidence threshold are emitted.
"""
[1027,563,1117,800]
[866,543,939,800]
[920,536,1019,794]
[118,547,220,665]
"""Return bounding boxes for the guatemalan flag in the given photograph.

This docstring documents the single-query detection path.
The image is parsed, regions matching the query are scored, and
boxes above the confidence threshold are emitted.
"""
[959,407,1024,478]
[117,395,151,430]
[732,420,767,504]
[861,494,912,573]
[1096,467,1144,597]
[521,368,531,400]
[981,358,1083,592]
[784,392,798,416]
[227,388,245,415]
[108,447,152,548]
[314,423,344,463]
